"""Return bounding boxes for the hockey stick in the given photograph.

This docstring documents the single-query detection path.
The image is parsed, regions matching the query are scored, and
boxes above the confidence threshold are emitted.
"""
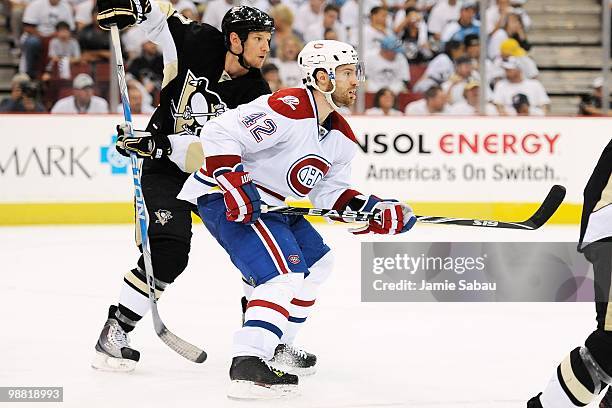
[110,25,206,363]
[262,185,566,230]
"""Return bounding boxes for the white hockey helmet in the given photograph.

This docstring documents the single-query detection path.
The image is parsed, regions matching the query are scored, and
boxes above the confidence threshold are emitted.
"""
[297,40,364,110]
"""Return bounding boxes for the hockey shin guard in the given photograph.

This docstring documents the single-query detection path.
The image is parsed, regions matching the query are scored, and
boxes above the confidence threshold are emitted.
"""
[117,267,168,332]
[233,273,304,360]
[540,345,612,407]
[281,251,334,345]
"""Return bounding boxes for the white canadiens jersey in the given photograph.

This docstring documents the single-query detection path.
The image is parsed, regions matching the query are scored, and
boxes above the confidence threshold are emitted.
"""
[178,87,359,208]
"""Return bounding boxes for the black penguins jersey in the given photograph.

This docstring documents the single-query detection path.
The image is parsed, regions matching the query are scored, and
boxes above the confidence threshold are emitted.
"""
[137,1,271,176]
[579,138,612,251]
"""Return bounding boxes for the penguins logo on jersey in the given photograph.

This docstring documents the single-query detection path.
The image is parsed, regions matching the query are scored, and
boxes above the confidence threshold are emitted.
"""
[287,154,331,197]
[171,69,227,135]
[154,209,173,226]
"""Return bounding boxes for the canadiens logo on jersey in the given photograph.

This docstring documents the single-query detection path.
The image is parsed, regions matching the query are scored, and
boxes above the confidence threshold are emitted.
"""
[287,154,331,197]
[171,69,227,135]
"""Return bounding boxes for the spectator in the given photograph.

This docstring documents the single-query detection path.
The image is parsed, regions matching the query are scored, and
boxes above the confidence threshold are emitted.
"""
[293,0,325,38]
[43,21,81,80]
[261,63,283,92]
[304,4,346,43]
[21,0,74,39]
[248,0,281,13]
[74,0,94,31]
[511,93,531,116]
[364,6,391,51]
[486,0,530,35]
[413,39,463,93]
[51,73,109,113]
[508,0,531,30]
[405,85,449,115]
[128,41,163,91]
[338,0,381,45]
[0,73,46,112]
[7,0,29,55]
[492,57,550,116]
[365,35,410,94]
[340,0,359,46]
[268,4,303,58]
[365,87,403,116]
[385,0,410,15]
[394,7,432,63]
[170,0,198,20]
[78,10,111,63]
[488,11,529,59]
[463,32,487,71]
[486,0,511,34]
[393,0,419,24]
[20,0,75,78]
[415,0,438,14]
[427,0,460,41]
[447,79,497,115]
[458,34,499,90]
[324,28,339,40]
[441,55,475,105]
[115,84,155,114]
[282,0,306,14]
[269,34,303,88]
[492,38,538,80]
[127,75,155,110]
[201,0,233,30]
[440,0,479,44]
[578,77,612,117]
[463,33,480,63]
[121,25,148,62]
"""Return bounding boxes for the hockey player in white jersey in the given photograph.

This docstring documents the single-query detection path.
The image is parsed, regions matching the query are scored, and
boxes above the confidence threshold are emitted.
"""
[178,40,417,399]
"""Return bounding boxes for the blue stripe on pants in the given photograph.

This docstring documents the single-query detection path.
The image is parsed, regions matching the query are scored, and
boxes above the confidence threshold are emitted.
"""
[244,319,283,338]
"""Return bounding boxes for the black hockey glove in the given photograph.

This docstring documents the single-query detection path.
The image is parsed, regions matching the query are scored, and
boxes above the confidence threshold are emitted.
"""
[115,124,172,159]
[96,0,151,30]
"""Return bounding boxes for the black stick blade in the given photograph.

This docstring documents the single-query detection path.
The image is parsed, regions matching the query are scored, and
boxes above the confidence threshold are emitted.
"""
[522,184,566,229]
[158,325,208,363]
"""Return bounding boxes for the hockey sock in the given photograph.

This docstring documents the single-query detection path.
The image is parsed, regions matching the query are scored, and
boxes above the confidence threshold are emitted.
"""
[117,267,168,332]
[281,280,317,345]
[540,347,611,407]
[233,273,303,360]
[280,251,333,345]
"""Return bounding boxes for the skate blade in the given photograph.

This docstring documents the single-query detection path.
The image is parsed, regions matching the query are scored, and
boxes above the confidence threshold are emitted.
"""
[227,380,298,400]
[91,351,136,372]
[268,362,316,377]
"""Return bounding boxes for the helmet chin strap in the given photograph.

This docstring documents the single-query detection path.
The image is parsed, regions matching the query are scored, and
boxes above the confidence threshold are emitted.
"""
[228,40,251,70]
[311,78,342,112]
[236,50,251,70]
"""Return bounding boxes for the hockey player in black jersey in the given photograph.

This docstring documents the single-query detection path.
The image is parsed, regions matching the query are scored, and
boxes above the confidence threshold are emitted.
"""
[528,138,612,408]
[91,0,313,376]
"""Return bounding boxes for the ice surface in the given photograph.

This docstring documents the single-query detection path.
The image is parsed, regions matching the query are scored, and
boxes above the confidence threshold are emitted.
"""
[0,224,600,407]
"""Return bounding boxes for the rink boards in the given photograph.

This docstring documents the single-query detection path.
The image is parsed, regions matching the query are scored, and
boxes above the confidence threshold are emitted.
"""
[0,114,609,225]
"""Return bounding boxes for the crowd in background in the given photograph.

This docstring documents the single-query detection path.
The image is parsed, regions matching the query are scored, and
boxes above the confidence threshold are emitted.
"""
[0,0,608,116]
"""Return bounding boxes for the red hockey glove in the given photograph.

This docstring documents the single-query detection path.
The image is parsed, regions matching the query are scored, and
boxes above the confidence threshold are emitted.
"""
[350,199,416,235]
[215,167,261,224]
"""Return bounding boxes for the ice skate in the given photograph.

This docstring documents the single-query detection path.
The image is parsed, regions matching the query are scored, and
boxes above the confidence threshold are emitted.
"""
[526,393,543,408]
[92,306,140,372]
[227,356,298,400]
[270,343,317,376]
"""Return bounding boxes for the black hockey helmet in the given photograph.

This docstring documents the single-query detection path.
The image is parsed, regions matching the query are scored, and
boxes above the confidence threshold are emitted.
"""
[222,5,274,68]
